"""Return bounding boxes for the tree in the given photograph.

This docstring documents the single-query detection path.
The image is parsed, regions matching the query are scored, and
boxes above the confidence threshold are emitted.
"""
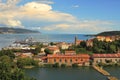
[50,42,55,46]
[44,48,53,55]
[34,46,41,55]
[17,58,38,68]
[80,41,86,48]
[0,49,15,59]
[53,63,59,68]
[109,44,117,53]
[0,50,36,80]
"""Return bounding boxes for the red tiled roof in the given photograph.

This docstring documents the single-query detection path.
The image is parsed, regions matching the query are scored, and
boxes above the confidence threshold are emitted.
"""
[47,46,59,51]
[47,54,90,58]
[93,53,120,58]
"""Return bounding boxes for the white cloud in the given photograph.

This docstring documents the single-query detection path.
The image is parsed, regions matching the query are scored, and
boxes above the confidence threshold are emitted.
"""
[18,2,77,22]
[0,0,20,10]
[0,0,117,33]
[72,5,79,8]
[42,20,114,34]
[6,19,24,28]
[33,0,54,4]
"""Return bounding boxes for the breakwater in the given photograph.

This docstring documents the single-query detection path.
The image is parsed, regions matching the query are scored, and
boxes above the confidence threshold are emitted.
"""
[93,65,119,80]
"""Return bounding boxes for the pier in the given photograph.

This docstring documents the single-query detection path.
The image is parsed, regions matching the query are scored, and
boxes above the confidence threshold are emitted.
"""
[93,65,119,80]
[93,65,110,76]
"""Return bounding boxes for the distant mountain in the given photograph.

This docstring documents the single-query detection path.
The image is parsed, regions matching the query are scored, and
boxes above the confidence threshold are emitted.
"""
[96,31,120,36]
[0,27,40,34]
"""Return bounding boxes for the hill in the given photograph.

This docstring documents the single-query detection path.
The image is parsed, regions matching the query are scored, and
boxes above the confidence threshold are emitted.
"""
[0,27,40,34]
[96,31,120,36]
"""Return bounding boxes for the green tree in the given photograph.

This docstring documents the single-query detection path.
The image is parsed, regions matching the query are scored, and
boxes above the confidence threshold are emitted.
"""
[80,41,86,48]
[44,48,53,55]
[0,49,15,59]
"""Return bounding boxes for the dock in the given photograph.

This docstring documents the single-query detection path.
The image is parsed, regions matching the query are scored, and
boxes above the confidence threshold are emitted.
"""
[107,76,119,80]
[93,65,119,80]
[93,65,110,76]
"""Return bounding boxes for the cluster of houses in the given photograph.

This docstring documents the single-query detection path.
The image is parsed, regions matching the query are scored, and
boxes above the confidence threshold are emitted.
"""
[3,35,120,66]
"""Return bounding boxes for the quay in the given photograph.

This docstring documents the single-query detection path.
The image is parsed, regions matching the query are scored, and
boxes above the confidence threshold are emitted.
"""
[93,66,119,80]
[93,65,110,76]
[107,76,119,80]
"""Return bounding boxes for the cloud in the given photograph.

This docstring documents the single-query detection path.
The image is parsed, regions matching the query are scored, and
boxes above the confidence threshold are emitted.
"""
[18,2,77,22]
[0,1,77,28]
[42,24,70,31]
[72,5,79,8]
[33,0,54,4]
[0,0,20,11]
[0,0,117,33]
[41,20,114,34]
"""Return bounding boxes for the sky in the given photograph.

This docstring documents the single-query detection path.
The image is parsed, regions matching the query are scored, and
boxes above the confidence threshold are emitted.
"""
[0,0,120,34]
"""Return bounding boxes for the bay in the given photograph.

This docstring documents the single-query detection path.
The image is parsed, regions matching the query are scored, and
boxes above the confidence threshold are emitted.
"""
[0,33,91,49]
[25,67,106,80]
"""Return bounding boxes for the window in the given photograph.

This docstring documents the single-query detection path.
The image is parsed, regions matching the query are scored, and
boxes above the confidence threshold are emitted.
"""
[76,59,78,62]
[81,59,83,61]
[65,59,67,63]
[70,59,72,63]
[59,59,62,62]
[54,59,56,63]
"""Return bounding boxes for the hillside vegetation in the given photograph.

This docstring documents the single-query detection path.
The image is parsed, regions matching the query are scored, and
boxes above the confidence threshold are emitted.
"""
[96,31,120,36]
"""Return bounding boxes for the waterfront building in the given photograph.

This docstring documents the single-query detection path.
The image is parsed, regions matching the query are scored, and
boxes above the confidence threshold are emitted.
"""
[65,50,76,55]
[47,54,90,66]
[92,53,120,65]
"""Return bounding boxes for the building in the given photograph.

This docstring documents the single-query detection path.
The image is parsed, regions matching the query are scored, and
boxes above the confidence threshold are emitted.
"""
[56,42,71,49]
[92,53,120,65]
[15,52,33,58]
[96,36,105,41]
[47,54,90,66]
[47,46,60,54]
[86,39,93,47]
[75,36,83,45]
[65,50,76,55]
[96,36,113,42]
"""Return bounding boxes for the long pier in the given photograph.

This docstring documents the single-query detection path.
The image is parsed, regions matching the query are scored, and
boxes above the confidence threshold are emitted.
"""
[93,65,119,80]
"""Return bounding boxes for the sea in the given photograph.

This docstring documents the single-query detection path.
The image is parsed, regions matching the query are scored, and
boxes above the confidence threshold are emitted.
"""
[0,33,92,49]
[0,33,120,80]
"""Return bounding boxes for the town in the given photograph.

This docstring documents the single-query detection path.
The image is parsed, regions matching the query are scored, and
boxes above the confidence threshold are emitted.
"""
[2,35,120,67]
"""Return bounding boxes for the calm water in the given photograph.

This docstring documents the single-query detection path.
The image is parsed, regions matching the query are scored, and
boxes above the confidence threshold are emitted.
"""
[25,67,107,80]
[0,33,91,49]
[104,67,120,79]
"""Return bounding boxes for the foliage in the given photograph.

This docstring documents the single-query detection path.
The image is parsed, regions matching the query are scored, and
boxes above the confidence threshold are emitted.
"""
[50,42,56,46]
[33,43,43,55]
[0,49,15,59]
[44,48,53,55]
[52,63,59,68]
[61,64,66,68]
[96,31,120,36]
[72,63,78,67]
[74,38,120,54]
[0,54,36,80]
[17,58,38,68]
[44,64,53,68]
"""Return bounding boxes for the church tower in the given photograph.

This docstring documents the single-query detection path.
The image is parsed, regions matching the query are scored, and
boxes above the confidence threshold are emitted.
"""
[75,35,77,45]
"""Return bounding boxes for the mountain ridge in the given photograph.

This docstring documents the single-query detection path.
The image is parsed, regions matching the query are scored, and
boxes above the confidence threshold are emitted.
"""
[0,27,40,34]
[96,31,120,36]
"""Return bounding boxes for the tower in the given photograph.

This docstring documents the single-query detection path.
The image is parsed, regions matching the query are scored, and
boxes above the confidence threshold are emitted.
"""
[75,35,77,45]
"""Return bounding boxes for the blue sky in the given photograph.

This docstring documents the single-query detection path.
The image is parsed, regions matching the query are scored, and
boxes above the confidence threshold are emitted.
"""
[0,0,120,34]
